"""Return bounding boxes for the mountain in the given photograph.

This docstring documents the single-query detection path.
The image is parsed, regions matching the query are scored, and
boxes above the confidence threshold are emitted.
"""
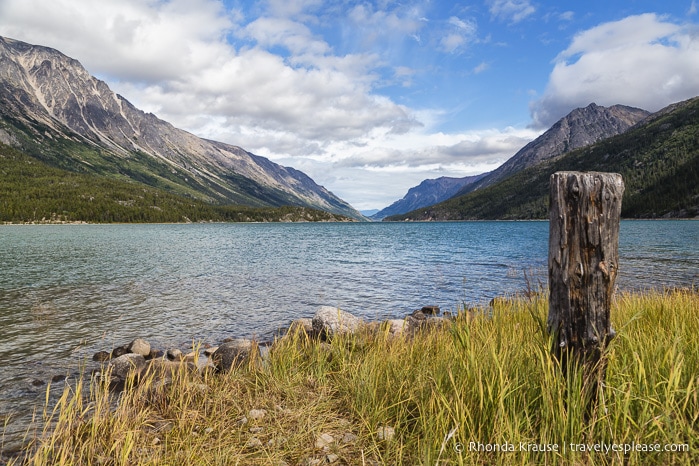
[371,174,487,220]
[456,103,650,197]
[386,97,699,220]
[0,36,363,219]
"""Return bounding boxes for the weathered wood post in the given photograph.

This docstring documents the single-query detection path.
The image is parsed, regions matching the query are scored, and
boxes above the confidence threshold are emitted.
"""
[548,171,624,411]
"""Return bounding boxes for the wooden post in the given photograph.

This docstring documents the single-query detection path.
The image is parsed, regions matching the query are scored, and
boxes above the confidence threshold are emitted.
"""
[548,171,624,410]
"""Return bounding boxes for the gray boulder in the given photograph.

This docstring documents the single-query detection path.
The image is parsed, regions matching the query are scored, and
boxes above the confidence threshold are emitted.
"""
[127,338,151,357]
[109,353,146,380]
[211,339,258,372]
[312,306,361,340]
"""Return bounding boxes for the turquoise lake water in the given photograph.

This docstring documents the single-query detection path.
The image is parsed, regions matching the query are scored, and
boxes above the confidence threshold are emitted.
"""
[0,220,697,449]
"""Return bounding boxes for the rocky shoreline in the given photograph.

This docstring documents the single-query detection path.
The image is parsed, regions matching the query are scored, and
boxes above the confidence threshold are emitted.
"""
[89,304,456,390]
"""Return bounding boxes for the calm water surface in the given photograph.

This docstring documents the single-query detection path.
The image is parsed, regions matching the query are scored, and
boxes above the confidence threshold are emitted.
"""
[0,221,697,450]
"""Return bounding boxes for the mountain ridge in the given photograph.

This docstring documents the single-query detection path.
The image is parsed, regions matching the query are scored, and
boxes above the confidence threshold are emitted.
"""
[386,97,699,220]
[0,36,363,219]
[455,103,650,196]
[371,174,487,220]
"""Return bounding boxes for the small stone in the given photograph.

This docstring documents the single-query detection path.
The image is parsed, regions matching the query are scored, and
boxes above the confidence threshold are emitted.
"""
[341,432,358,444]
[248,409,267,420]
[249,427,264,434]
[315,432,335,450]
[236,416,248,426]
[326,453,340,463]
[245,437,263,449]
[204,427,214,434]
[376,426,395,442]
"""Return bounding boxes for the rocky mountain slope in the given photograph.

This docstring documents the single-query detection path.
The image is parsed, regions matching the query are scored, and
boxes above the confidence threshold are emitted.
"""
[0,36,362,219]
[371,174,487,220]
[456,103,650,196]
[387,97,699,220]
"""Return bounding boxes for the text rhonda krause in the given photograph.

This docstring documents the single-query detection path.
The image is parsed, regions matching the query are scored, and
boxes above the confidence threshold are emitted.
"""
[468,442,690,454]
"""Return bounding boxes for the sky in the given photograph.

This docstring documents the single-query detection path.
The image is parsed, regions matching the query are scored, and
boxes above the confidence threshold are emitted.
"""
[1,1,698,210]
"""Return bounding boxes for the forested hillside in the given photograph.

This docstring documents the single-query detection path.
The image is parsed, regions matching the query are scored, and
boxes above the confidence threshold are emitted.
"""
[387,97,699,220]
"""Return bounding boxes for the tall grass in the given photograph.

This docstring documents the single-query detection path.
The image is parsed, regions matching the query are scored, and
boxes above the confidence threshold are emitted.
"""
[10,289,699,465]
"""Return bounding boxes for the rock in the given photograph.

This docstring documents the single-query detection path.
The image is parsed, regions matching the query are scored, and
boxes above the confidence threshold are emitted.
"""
[410,309,427,320]
[315,432,335,450]
[203,346,218,357]
[245,437,263,449]
[29,378,44,387]
[92,351,111,362]
[326,453,340,463]
[289,318,315,335]
[312,306,361,340]
[110,345,129,358]
[249,427,264,434]
[341,432,358,444]
[109,353,146,380]
[424,316,449,329]
[148,349,164,360]
[386,319,408,337]
[376,426,395,442]
[420,305,440,315]
[211,339,258,372]
[127,338,151,357]
[166,348,183,361]
[248,409,267,420]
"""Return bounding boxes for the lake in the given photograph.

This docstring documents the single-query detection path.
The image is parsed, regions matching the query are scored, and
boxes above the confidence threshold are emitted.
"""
[0,220,697,450]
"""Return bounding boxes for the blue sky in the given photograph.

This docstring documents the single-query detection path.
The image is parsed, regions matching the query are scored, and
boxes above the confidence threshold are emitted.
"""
[1,0,698,210]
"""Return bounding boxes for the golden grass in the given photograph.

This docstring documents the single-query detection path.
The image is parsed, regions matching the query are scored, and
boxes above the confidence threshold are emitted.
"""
[10,289,699,465]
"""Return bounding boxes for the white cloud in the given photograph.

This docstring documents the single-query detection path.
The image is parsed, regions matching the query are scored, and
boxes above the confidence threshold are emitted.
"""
[531,14,699,127]
[0,0,540,209]
[487,0,536,24]
[439,16,478,53]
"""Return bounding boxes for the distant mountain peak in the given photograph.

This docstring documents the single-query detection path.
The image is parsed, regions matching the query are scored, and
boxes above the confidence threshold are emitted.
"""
[371,174,488,220]
[456,102,650,197]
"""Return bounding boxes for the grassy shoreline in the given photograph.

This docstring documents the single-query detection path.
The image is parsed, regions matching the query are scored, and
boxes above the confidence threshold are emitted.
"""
[6,289,699,465]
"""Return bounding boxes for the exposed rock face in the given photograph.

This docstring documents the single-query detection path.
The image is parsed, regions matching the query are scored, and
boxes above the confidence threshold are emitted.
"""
[312,306,362,340]
[372,175,487,219]
[0,36,362,219]
[457,103,650,196]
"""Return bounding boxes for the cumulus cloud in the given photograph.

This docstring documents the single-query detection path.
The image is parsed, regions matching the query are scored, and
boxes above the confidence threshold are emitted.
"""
[0,0,542,209]
[531,13,699,127]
